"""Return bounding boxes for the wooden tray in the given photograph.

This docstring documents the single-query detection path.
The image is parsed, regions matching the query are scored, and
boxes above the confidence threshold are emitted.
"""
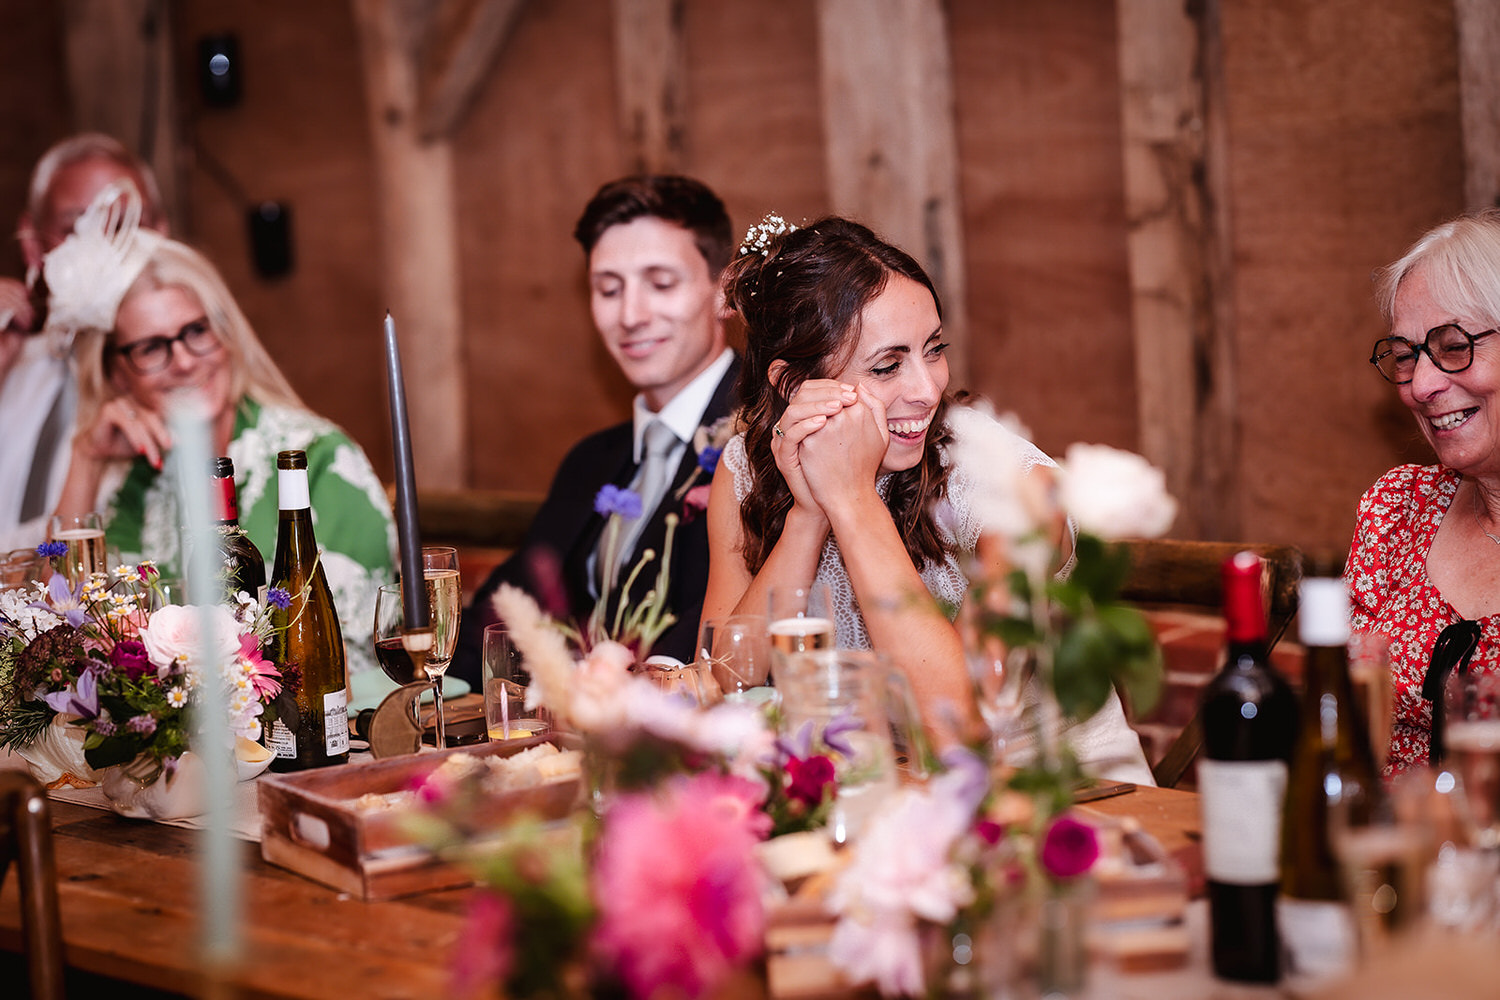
[257,737,580,900]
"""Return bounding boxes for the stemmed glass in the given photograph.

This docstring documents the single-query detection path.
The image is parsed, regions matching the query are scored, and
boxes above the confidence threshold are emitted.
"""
[372,546,462,748]
[697,615,773,702]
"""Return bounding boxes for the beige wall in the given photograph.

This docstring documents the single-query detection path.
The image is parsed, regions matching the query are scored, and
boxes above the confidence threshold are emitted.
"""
[0,0,1466,553]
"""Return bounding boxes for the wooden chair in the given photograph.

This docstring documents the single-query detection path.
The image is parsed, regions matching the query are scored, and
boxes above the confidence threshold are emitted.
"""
[1115,539,1304,788]
[0,771,65,1000]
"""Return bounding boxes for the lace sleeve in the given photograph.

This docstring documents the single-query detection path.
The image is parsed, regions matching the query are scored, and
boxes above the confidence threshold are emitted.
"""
[721,433,752,503]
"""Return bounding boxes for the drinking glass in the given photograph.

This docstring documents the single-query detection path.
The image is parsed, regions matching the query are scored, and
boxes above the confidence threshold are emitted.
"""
[1444,668,1500,850]
[371,544,462,747]
[0,548,43,592]
[767,582,835,673]
[777,649,908,844]
[1330,769,1436,959]
[482,623,549,742]
[697,615,773,703]
[48,512,106,586]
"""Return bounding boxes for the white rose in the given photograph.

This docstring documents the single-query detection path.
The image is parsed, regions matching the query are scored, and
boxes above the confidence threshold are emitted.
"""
[1059,444,1178,540]
[141,604,243,675]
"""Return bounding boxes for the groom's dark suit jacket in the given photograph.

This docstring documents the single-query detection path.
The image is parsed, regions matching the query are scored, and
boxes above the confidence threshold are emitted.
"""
[451,358,739,686]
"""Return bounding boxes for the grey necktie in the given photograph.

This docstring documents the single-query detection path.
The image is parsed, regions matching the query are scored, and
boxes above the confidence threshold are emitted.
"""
[19,376,74,522]
[606,419,679,588]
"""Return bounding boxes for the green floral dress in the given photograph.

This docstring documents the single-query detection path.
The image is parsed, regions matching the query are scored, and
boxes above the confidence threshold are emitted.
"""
[101,397,396,676]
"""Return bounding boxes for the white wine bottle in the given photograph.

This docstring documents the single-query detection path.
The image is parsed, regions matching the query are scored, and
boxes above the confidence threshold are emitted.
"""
[1199,552,1297,983]
[1278,564,1378,983]
[265,450,349,771]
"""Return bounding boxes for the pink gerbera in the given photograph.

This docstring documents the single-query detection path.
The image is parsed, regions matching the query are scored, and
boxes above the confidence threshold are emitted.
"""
[239,634,282,700]
[590,772,767,998]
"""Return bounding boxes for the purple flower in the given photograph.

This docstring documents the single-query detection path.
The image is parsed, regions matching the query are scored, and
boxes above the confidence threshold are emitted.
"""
[697,446,723,474]
[109,639,152,680]
[266,587,292,610]
[41,668,99,719]
[776,720,817,761]
[33,574,87,627]
[92,716,118,737]
[1039,815,1100,880]
[820,707,863,758]
[594,484,642,519]
[36,540,67,559]
[126,714,157,735]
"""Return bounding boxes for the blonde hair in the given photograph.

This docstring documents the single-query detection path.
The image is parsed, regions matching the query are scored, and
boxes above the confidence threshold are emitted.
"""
[74,239,304,432]
[1378,208,1500,328]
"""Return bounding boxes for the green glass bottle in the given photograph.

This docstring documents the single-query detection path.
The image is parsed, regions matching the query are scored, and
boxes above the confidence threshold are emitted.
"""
[265,450,349,771]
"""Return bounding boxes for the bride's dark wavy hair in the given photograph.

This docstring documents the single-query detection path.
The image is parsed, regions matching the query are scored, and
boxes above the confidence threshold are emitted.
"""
[721,216,953,575]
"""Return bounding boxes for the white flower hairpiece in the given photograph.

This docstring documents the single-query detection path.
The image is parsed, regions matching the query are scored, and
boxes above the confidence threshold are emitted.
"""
[43,180,164,349]
[738,213,797,256]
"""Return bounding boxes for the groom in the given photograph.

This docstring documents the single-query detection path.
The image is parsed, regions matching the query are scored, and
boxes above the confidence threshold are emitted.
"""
[451,175,738,684]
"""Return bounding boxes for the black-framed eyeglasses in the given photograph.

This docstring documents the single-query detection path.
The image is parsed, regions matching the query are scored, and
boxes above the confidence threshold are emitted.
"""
[1369,323,1497,384]
[109,320,222,376]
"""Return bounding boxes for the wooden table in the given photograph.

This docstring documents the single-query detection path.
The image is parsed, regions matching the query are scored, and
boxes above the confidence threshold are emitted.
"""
[0,774,1205,999]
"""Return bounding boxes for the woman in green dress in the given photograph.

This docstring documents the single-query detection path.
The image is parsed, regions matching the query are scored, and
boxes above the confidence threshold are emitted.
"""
[46,182,395,675]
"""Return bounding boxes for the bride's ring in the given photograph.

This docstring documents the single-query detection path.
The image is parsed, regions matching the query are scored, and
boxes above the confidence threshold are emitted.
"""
[773,423,785,438]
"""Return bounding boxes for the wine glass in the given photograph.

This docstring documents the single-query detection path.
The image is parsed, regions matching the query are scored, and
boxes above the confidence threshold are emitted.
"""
[1445,668,1500,850]
[372,545,462,747]
[766,582,835,674]
[697,615,773,703]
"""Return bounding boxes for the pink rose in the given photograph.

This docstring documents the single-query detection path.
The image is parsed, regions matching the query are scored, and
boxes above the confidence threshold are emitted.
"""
[785,755,836,808]
[108,639,152,681]
[1039,814,1099,879]
[140,604,242,675]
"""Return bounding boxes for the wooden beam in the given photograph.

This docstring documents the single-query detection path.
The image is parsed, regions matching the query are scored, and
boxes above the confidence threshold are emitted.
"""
[1455,0,1500,211]
[814,0,969,390]
[59,0,183,233]
[611,0,687,173]
[417,0,528,142]
[1115,0,1238,540]
[352,0,468,488]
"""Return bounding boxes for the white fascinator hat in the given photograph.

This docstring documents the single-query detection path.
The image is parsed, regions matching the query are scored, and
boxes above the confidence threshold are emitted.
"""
[42,180,165,356]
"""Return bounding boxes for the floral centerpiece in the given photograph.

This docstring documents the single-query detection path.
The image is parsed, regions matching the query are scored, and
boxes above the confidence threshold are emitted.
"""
[825,404,1177,997]
[406,581,800,1000]
[0,546,291,794]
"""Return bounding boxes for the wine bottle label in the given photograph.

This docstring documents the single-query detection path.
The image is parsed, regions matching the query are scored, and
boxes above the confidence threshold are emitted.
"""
[277,467,311,510]
[1278,898,1356,982]
[266,718,297,759]
[1198,758,1288,884]
[323,689,349,755]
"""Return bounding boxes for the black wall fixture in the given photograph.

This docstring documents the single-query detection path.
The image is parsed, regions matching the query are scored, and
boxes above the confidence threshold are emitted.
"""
[248,201,293,279]
[197,34,241,108]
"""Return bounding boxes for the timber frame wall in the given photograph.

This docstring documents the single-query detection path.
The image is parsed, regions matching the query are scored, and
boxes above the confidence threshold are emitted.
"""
[0,0,1488,553]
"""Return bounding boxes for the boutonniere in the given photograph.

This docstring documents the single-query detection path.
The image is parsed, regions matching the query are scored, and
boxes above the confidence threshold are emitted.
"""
[673,415,737,503]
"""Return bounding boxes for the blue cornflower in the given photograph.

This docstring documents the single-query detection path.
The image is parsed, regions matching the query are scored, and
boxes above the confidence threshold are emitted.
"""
[266,587,292,610]
[36,540,67,559]
[697,446,722,474]
[594,484,642,520]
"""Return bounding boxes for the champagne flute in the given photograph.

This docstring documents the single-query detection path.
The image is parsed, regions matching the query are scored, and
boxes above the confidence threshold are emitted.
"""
[48,512,106,586]
[422,546,461,748]
[767,582,836,675]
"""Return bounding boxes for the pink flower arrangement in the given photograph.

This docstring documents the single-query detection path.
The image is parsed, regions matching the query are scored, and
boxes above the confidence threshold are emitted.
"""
[590,771,769,998]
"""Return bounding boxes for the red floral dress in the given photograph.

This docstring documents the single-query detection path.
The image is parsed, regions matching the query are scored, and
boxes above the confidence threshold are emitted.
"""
[1345,464,1500,774]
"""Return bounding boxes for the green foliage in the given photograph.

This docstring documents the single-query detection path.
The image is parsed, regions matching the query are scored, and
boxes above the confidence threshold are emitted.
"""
[978,533,1163,724]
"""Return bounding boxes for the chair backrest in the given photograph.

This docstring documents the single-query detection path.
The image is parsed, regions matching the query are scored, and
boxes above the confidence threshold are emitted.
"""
[0,771,64,1000]
[1114,539,1304,788]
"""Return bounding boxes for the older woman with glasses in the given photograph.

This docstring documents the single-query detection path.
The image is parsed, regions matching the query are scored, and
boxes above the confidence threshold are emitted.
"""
[1349,208,1500,773]
[47,182,395,675]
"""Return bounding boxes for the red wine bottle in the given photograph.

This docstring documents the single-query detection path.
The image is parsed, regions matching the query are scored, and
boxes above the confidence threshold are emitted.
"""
[210,457,266,602]
[265,450,349,771]
[1198,551,1298,983]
